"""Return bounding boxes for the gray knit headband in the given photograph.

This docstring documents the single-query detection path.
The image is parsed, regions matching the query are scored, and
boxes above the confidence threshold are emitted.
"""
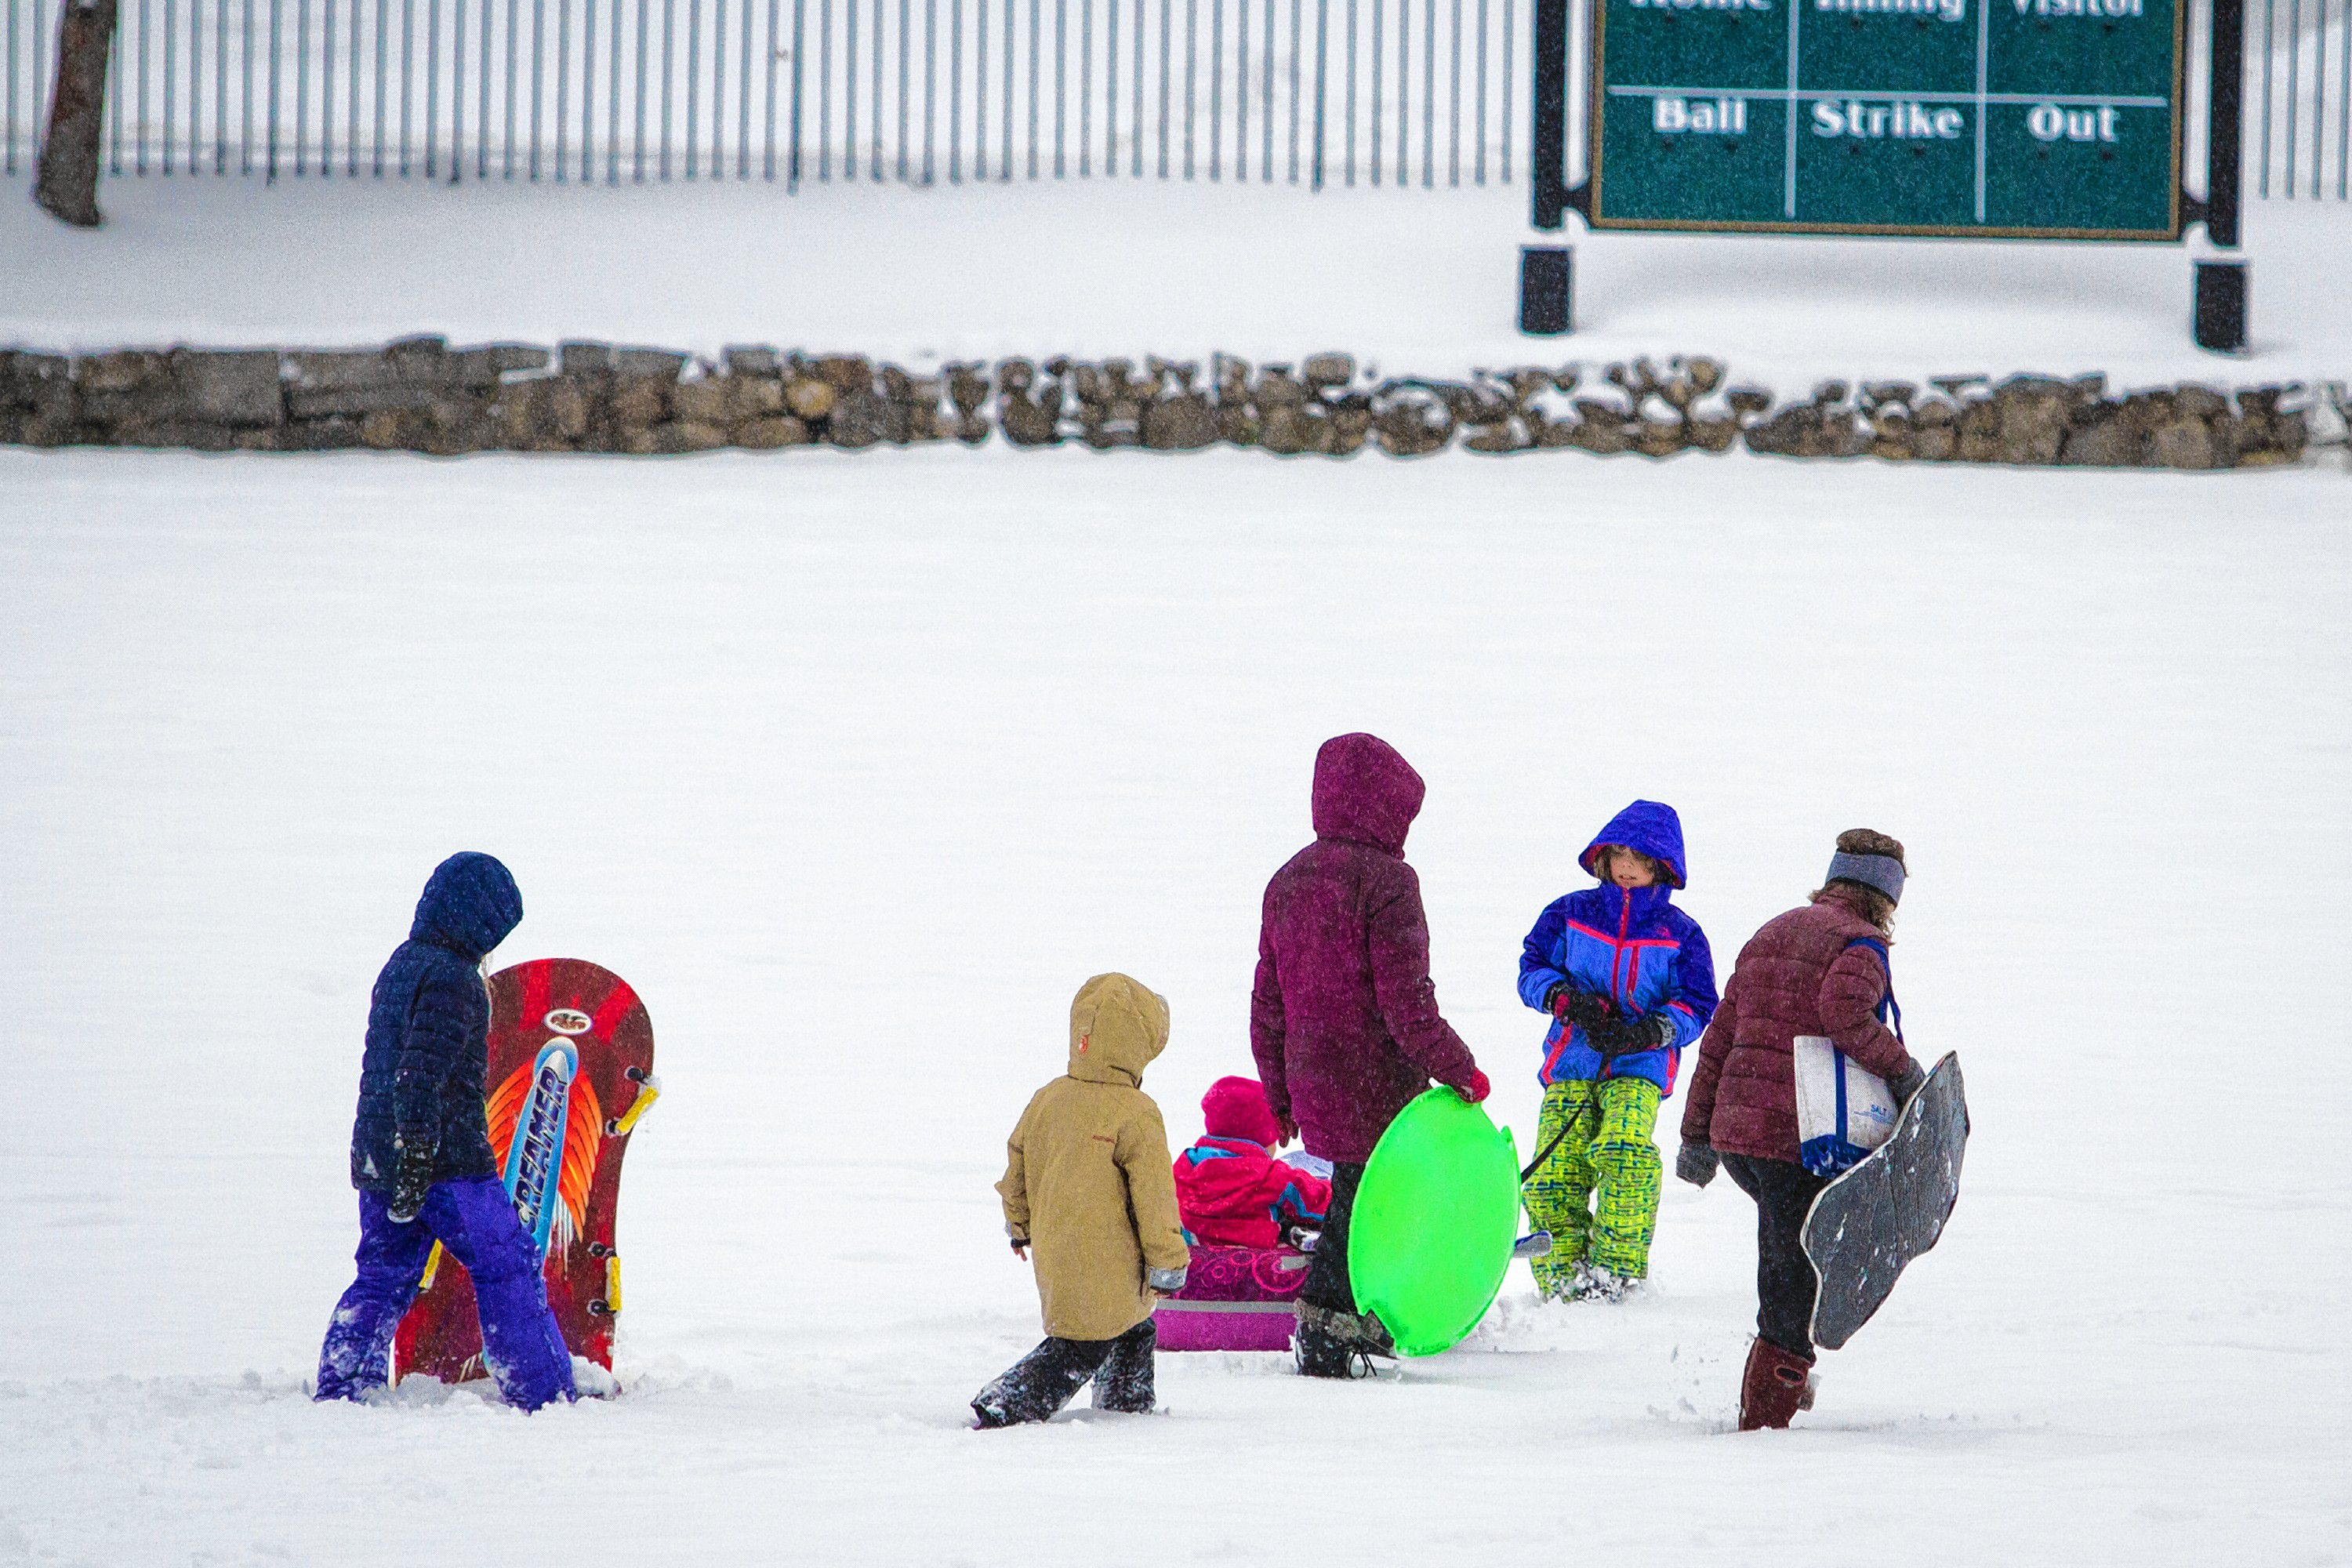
[1825,851,1906,905]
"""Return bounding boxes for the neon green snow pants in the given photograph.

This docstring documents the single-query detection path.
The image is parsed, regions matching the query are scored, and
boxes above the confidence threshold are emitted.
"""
[1522,1076,1664,1290]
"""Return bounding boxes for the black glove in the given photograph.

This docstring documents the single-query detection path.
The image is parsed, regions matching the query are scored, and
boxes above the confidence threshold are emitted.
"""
[1582,1014,1633,1057]
[1675,1142,1719,1188]
[1545,983,1615,1032]
[1888,1059,1928,1105]
[387,1132,434,1225]
[1632,1011,1677,1051]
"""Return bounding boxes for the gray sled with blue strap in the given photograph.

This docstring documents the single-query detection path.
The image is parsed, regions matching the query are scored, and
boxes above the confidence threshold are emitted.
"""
[1799,1051,1969,1351]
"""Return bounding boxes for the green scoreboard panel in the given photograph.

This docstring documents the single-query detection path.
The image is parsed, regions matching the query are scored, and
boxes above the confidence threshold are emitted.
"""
[1588,0,2186,237]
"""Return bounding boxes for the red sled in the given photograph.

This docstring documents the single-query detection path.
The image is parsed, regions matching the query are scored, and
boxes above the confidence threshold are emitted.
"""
[1152,1243,1309,1352]
[393,958,658,1385]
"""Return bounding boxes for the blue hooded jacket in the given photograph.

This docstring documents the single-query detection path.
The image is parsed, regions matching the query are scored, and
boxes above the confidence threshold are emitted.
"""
[348,853,524,1191]
[1516,802,1718,1094]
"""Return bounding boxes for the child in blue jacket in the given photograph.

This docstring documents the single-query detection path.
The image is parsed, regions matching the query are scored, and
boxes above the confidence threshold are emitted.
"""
[1518,802,1718,1301]
[314,852,575,1411]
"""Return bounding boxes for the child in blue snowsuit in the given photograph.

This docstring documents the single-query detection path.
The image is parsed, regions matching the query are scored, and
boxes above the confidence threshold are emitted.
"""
[1517,802,1718,1301]
[315,852,575,1411]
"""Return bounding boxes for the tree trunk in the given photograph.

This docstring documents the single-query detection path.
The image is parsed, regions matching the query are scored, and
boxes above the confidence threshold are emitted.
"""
[33,0,120,228]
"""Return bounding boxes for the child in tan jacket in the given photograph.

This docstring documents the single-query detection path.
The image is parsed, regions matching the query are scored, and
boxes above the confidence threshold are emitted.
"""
[972,972,1191,1428]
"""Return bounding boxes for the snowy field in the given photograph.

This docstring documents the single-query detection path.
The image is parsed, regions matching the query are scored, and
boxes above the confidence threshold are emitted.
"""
[2,448,2349,1566]
[4,178,2349,385]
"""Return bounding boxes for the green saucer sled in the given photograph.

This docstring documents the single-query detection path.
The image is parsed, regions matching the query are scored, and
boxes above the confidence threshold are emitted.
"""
[1347,1087,1523,1356]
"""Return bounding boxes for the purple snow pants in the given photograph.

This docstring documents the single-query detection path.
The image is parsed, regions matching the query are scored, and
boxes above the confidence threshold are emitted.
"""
[315,1176,576,1411]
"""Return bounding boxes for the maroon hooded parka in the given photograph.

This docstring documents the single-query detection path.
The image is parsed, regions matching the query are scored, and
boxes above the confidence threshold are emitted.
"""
[1248,734,1480,1165]
[1679,887,1918,1164]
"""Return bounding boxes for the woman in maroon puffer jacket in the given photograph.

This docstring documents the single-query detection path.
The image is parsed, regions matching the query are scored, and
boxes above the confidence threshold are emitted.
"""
[1676,829,1925,1431]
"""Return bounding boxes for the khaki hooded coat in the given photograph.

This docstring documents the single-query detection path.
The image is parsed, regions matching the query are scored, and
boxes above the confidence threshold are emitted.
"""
[996,974,1192,1341]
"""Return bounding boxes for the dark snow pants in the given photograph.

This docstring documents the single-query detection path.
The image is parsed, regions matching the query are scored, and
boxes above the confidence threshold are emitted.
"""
[1298,1160,1366,1317]
[973,1319,1157,1425]
[316,1176,576,1411]
[1722,1153,1828,1359]
[1294,1160,1394,1372]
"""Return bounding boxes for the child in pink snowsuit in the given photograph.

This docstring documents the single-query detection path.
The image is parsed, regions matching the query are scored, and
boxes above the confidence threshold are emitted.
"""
[1173,1076,1333,1249]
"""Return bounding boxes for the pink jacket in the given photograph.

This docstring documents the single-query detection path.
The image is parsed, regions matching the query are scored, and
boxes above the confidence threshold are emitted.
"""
[1174,1138,1334,1249]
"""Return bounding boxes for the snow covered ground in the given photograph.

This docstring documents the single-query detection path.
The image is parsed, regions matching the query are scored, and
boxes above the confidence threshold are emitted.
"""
[3,176,2348,384]
[2,448,2348,1566]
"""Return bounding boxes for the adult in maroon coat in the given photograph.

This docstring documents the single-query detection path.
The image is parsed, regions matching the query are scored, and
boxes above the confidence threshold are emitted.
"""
[1677,828,1926,1429]
[1250,732,1487,1377]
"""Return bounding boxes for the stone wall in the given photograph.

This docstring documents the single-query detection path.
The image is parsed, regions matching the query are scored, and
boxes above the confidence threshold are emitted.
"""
[0,339,2332,469]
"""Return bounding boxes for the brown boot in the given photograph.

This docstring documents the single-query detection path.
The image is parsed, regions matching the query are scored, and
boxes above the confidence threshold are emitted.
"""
[1737,1338,1816,1432]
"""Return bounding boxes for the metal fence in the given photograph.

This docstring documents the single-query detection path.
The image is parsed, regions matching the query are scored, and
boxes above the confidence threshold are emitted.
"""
[0,0,2343,195]
[0,0,1533,184]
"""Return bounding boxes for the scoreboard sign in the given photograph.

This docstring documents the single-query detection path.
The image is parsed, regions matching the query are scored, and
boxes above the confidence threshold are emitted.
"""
[1588,0,2187,237]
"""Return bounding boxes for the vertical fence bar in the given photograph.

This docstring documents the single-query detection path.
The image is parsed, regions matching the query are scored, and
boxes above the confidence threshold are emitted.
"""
[786,0,800,180]
[1259,0,1271,176]
[684,0,699,176]
[2285,0,2299,191]
[549,0,565,176]
[356,0,368,174]
[1153,0,1166,173]
[1079,0,1091,171]
[712,0,726,177]
[970,0,983,173]
[869,0,881,178]
[1104,0,1116,169]
[293,0,307,173]
[1234,0,1247,176]
[1286,0,1298,178]
[1025,0,1039,173]
[454,0,468,176]
[428,0,444,174]
[573,0,589,178]
[742,0,756,175]
[2339,0,2349,196]
[1342,0,1354,183]
[190,0,205,173]
[1418,0,1430,183]
[163,0,176,171]
[121,0,136,174]
[635,0,650,178]
[136,0,149,174]
[404,0,416,175]
[822,0,834,176]
[1181,0,1193,175]
[1051,0,1062,173]
[1310,0,1323,185]
[263,0,279,177]
[143,0,154,173]
[661,0,675,176]
[1370,0,1382,181]
[2257,0,2270,192]
[921,0,933,179]
[845,0,858,173]
[6,0,18,177]
[1473,0,1485,181]
[1499,0,1510,178]
[1445,0,1457,183]
[1131,0,1142,172]
[2307,0,2322,195]
[1399,0,1410,180]
[1207,0,1219,174]
[767,0,780,178]
[376,0,390,172]
[1003,0,1015,177]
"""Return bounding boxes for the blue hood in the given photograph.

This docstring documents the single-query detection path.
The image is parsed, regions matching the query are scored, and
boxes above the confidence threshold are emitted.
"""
[1580,800,1688,890]
[408,852,524,960]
